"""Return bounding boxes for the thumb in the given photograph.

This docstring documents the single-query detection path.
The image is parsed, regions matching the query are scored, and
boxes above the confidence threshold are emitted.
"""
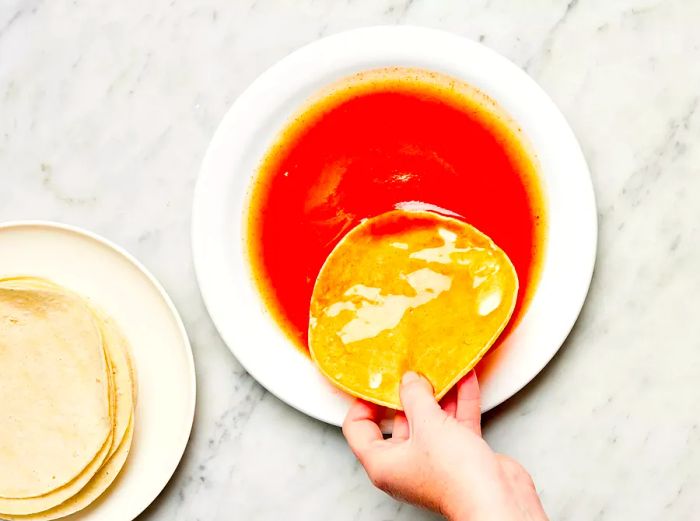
[399,371,442,431]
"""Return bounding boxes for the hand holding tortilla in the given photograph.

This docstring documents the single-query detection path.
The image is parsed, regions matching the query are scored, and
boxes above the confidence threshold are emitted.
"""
[342,371,548,520]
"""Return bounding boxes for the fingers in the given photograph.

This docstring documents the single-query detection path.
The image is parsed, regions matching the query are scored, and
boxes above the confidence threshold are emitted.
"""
[399,371,441,430]
[343,399,384,461]
[441,387,458,418]
[456,370,481,435]
[391,411,409,440]
[344,402,406,494]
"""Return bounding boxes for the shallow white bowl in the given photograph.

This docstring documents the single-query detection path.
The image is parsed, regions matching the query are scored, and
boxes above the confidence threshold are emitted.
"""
[192,26,596,426]
[0,222,195,521]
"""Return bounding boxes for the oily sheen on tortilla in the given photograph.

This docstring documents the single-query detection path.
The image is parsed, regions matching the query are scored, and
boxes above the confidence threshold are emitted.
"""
[309,210,518,409]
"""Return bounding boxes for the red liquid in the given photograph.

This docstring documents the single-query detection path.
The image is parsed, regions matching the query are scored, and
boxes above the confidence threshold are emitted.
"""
[247,70,546,353]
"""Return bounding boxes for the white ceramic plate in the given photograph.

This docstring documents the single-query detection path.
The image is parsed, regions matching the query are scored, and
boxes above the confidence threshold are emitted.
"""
[192,26,596,426]
[0,222,195,521]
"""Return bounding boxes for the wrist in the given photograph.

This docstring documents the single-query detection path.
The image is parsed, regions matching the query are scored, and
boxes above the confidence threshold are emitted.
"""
[439,477,478,520]
[441,479,519,521]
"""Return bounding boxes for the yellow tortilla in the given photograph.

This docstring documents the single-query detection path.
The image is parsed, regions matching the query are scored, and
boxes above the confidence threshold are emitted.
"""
[0,279,135,515]
[0,283,112,498]
[1,415,135,521]
[0,434,115,517]
[0,278,133,455]
[309,210,518,409]
[90,309,134,459]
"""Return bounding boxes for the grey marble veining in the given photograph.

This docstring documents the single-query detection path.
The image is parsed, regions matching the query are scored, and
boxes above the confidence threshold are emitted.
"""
[1,0,699,519]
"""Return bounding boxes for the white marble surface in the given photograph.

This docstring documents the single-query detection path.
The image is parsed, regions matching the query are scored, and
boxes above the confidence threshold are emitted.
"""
[1,0,699,519]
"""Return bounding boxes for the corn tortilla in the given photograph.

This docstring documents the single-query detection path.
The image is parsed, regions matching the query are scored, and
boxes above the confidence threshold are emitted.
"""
[0,279,135,515]
[309,210,518,408]
[0,283,112,498]
[1,416,134,521]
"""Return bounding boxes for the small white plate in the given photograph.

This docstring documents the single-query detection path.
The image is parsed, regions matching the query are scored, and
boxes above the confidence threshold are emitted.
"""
[0,222,195,521]
[192,26,596,426]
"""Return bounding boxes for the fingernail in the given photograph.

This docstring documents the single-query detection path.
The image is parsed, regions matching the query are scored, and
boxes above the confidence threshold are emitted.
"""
[402,371,419,385]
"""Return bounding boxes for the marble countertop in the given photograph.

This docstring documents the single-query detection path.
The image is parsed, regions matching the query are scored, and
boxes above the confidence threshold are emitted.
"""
[2,0,699,519]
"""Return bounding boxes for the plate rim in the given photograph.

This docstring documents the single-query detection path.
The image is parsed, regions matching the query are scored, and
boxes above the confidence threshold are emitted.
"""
[0,219,197,520]
[192,25,597,426]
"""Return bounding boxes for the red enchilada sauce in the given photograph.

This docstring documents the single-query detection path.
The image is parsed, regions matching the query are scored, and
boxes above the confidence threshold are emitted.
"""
[247,68,546,353]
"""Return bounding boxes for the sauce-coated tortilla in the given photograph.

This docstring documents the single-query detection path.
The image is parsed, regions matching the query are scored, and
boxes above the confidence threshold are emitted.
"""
[309,210,518,409]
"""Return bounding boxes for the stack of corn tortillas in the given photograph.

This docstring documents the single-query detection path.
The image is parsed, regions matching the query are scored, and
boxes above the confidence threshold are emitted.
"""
[0,277,136,521]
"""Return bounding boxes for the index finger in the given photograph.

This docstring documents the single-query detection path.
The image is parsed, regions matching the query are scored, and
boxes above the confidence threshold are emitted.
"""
[342,399,384,460]
[456,370,482,435]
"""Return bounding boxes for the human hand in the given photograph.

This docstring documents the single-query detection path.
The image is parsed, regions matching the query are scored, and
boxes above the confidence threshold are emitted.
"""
[342,371,548,520]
